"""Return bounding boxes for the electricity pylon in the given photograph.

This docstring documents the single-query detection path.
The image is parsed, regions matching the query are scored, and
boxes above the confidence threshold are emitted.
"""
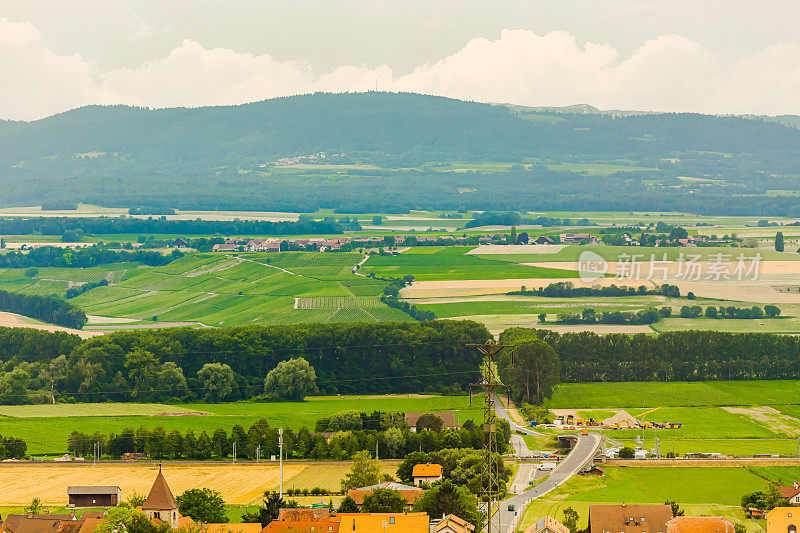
[468,340,512,533]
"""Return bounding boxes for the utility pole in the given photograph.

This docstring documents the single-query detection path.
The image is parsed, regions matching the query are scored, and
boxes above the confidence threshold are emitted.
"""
[468,340,512,533]
[376,439,379,461]
[279,428,284,498]
[232,442,237,465]
[256,444,261,465]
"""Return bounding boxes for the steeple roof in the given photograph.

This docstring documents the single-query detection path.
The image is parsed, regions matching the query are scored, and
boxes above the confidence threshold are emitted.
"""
[142,467,178,510]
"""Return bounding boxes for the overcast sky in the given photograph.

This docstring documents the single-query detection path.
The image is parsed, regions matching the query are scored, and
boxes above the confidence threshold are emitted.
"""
[2,0,800,120]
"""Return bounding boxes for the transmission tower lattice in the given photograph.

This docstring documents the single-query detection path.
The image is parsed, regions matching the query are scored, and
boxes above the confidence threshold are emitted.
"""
[468,340,513,533]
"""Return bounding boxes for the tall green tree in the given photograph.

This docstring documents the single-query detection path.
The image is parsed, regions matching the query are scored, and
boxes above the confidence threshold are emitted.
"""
[341,450,381,491]
[562,507,579,532]
[176,488,227,523]
[263,357,318,401]
[197,363,235,403]
[412,480,483,531]
[776,231,785,252]
[362,488,406,513]
[498,332,560,404]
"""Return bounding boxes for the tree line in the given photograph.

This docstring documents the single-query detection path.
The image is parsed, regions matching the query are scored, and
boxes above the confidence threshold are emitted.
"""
[553,307,667,326]
[527,328,800,382]
[0,321,490,404]
[0,246,182,269]
[66,416,509,461]
[510,281,680,298]
[0,216,343,237]
[0,290,87,329]
[680,305,781,319]
[0,434,27,460]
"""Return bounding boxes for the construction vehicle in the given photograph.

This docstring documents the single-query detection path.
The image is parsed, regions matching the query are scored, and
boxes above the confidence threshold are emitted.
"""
[586,418,599,427]
[665,422,682,429]
[566,414,575,425]
[581,428,589,435]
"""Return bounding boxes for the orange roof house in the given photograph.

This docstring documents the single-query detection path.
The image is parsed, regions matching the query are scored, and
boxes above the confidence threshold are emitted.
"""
[589,504,673,533]
[262,521,339,533]
[412,463,443,486]
[436,514,476,533]
[766,507,799,533]
[666,516,735,533]
[524,515,570,533]
[780,481,800,506]
[347,482,423,507]
[337,513,429,533]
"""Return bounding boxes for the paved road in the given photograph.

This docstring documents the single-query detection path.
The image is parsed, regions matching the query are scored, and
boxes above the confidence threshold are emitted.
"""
[490,394,602,533]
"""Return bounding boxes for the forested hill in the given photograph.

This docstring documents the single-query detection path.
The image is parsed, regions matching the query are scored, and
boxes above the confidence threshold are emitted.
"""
[2,92,800,214]
[3,92,800,174]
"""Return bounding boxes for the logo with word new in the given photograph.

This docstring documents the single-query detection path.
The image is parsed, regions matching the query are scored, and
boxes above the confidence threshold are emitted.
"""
[578,250,608,282]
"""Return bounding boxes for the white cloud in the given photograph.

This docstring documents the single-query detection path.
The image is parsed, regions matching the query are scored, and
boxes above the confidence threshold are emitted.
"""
[0,19,799,120]
[0,18,97,120]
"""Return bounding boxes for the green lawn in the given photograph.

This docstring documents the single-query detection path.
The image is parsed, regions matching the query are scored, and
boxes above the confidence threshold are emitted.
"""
[547,381,800,408]
[362,247,578,281]
[0,395,479,455]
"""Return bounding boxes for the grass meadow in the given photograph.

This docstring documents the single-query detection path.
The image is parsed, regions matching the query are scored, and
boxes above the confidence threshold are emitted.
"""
[0,395,479,455]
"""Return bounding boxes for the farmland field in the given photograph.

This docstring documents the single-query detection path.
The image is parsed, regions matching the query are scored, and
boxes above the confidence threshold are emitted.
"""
[547,381,800,409]
[0,395,479,455]
[0,461,398,506]
[362,247,579,281]
[516,465,800,532]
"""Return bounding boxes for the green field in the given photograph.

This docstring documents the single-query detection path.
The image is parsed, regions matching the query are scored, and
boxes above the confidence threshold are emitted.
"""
[362,247,578,280]
[63,252,408,325]
[547,381,800,408]
[0,395,479,455]
[413,296,662,319]
[516,465,800,532]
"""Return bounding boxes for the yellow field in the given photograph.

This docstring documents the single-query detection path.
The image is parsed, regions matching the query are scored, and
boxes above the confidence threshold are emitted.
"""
[0,462,400,506]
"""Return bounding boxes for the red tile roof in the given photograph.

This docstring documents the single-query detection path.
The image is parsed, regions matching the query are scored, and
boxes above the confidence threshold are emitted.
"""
[143,470,178,510]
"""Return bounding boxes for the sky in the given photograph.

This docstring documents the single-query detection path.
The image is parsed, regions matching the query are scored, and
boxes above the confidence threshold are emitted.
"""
[1,0,800,120]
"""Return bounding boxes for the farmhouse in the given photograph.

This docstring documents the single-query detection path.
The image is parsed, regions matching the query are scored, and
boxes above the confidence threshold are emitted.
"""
[524,515,570,533]
[0,512,105,533]
[211,243,238,252]
[436,514,476,533]
[347,482,423,508]
[412,463,443,486]
[404,412,459,431]
[67,485,121,507]
[666,516,735,533]
[534,236,555,245]
[589,504,673,533]
[780,481,800,506]
[559,233,596,244]
[262,511,429,533]
[765,507,798,533]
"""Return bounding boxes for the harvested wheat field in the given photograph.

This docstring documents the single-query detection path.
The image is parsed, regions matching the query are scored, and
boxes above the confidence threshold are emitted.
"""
[0,312,102,339]
[0,463,305,505]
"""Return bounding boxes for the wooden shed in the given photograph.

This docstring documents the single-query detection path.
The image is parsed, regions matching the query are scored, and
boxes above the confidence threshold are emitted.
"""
[67,486,121,508]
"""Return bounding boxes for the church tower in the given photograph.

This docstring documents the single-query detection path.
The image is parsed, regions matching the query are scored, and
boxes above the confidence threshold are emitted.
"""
[142,465,179,528]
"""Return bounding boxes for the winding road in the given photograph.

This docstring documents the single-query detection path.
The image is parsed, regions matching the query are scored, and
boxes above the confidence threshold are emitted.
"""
[491,394,602,533]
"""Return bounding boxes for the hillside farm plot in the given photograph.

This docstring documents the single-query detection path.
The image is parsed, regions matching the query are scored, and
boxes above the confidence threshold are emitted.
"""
[362,246,579,281]
[67,252,406,326]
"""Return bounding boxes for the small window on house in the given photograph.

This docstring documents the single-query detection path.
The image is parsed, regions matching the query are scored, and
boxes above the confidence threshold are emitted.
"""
[641,517,645,522]
[389,517,395,524]
[154,512,160,519]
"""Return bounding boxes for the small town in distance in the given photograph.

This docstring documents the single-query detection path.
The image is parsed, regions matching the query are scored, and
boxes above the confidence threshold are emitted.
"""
[3,2,800,533]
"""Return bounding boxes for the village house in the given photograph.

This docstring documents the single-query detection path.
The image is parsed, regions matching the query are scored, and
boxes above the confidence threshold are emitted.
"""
[534,236,555,245]
[524,515,570,533]
[766,507,798,533]
[262,510,429,533]
[780,481,800,506]
[211,243,238,252]
[67,486,121,508]
[404,412,459,432]
[559,233,597,244]
[666,516,735,533]
[589,504,673,533]
[412,463,443,486]
[0,511,105,533]
[247,238,282,252]
[346,482,423,508]
[436,514,476,533]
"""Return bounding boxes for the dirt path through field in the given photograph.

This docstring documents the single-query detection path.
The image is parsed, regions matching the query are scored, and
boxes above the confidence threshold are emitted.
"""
[0,312,102,338]
[723,406,800,436]
[185,257,243,277]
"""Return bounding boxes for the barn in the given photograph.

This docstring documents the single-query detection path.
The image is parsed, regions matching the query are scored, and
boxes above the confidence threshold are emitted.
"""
[67,486,121,507]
